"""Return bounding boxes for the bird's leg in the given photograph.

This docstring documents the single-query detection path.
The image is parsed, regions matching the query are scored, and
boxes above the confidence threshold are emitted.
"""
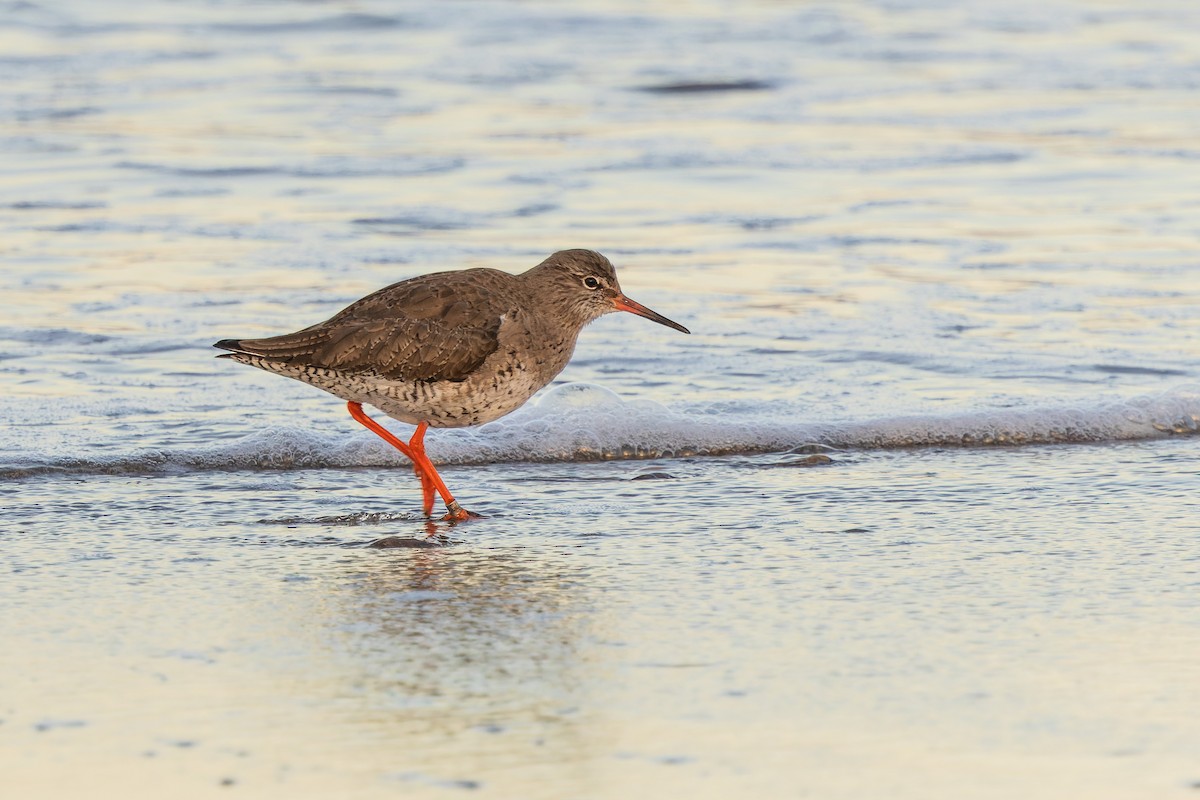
[346,402,435,516]
[412,462,436,519]
[404,422,436,517]
[406,422,481,521]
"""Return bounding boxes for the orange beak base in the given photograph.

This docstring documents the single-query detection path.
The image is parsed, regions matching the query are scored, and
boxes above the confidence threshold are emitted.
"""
[613,295,690,334]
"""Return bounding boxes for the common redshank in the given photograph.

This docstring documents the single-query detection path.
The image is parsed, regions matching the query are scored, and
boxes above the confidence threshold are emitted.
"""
[214,249,689,520]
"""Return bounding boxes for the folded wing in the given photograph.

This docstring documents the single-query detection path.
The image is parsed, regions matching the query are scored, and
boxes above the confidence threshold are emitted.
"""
[214,271,506,383]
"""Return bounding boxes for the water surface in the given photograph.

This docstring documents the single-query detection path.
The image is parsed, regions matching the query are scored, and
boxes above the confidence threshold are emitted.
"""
[2,1,1200,798]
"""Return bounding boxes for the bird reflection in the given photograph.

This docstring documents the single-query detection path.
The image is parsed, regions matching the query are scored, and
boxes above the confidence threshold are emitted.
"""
[368,519,454,547]
[317,536,595,766]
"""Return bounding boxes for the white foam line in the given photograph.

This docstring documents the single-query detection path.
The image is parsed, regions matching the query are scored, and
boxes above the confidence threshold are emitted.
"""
[3,384,1198,479]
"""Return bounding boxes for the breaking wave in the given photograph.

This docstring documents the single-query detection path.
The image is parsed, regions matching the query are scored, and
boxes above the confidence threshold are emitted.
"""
[2,383,1198,479]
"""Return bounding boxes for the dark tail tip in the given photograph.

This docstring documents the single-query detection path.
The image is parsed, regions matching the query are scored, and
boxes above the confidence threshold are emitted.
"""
[213,338,244,352]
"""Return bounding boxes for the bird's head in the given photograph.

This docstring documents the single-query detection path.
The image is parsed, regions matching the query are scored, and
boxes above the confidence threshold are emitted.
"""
[528,249,691,334]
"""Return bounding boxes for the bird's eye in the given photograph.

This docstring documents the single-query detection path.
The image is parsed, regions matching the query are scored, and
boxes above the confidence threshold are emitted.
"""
[583,276,601,290]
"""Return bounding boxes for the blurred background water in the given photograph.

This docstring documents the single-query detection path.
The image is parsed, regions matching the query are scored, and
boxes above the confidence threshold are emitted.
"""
[2,1,1199,798]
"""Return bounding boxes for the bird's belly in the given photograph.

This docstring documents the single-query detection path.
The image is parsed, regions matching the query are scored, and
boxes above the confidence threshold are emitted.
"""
[235,333,571,429]
[365,365,550,429]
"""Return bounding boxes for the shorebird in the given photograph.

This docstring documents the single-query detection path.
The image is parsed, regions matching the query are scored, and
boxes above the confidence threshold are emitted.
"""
[215,249,689,520]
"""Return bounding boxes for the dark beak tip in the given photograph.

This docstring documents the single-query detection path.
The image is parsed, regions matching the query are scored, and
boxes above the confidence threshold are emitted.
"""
[614,295,690,335]
[658,318,691,335]
[651,315,690,335]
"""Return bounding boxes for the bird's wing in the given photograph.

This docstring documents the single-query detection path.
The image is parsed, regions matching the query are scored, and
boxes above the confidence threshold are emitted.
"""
[219,270,510,383]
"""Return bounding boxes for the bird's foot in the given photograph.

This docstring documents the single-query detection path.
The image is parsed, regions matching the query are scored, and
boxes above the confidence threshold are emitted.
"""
[442,500,484,522]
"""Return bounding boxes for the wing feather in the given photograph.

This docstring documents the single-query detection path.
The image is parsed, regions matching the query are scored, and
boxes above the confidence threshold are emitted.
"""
[217,269,511,382]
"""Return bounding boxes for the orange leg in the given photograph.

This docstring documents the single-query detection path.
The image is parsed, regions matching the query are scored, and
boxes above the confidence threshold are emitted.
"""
[346,402,478,521]
[412,462,436,518]
[406,421,478,521]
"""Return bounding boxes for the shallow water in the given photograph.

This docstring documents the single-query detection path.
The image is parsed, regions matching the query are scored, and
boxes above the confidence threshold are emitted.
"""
[2,1,1200,798]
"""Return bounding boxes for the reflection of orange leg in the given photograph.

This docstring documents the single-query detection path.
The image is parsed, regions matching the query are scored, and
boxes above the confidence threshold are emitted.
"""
[347,403,478,521]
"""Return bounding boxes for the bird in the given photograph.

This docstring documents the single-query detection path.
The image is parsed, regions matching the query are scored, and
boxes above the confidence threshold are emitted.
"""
[214,249,690,520]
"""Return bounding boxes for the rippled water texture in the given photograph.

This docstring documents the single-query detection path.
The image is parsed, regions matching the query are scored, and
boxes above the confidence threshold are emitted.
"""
[2,1,1199,798]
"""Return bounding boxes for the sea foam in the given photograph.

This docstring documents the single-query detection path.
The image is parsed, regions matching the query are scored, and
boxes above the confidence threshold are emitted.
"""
[2,383,1198,479]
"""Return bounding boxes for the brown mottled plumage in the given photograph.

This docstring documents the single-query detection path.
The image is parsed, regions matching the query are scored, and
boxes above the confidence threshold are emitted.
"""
[215,249,689,520]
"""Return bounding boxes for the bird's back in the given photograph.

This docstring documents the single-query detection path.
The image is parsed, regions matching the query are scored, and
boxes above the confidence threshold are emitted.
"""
[219,268,522,383]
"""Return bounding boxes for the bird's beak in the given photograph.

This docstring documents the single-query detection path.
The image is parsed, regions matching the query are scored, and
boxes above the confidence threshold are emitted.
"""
[613,294,691,334]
